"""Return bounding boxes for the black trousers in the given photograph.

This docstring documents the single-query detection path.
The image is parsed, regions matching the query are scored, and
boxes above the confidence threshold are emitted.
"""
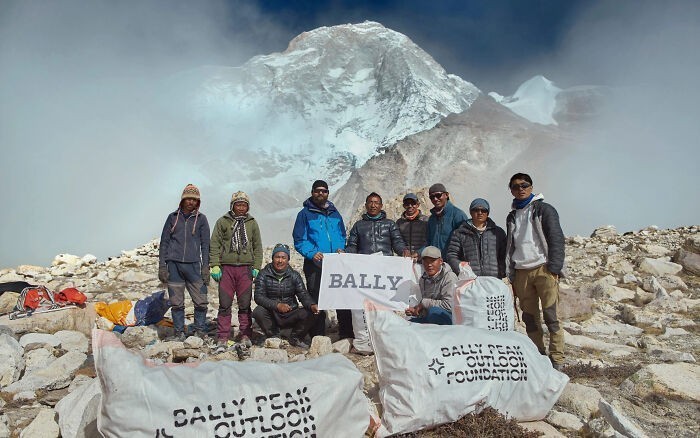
[303,258,353,338]
[252,306,317,339]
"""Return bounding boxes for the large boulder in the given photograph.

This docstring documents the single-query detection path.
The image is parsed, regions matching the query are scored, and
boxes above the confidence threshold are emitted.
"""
[620,363,700,401]
[4,351,87,392]
[0,334,24,387]
[18,408,59,438]
[54,330,89,354]
[0,304,97,337]
[55,378,101,438]
[675,248,700,275]
[556,382,603,419]
[0,292,19,314]
[638,258,683,276]
[120,325,159,349]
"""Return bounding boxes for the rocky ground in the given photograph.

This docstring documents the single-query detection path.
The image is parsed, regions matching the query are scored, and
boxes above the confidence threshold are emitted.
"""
[0,224,698,437]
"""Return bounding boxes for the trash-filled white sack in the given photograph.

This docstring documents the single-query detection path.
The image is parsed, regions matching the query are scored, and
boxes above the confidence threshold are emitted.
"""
[452,274,515,331]
[93,329,369,437]
[365,305,569,436]
[351,309,373,353]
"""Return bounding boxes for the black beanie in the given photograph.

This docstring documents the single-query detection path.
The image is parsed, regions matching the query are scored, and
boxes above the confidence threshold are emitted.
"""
[312,180,329,191]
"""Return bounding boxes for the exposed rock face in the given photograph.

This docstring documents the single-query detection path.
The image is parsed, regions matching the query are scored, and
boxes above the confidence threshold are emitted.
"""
[0,224,698,436]
[334,95,565,216]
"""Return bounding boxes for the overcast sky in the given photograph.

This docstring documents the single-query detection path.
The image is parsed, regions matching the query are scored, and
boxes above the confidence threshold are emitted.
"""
[1,0,698,267]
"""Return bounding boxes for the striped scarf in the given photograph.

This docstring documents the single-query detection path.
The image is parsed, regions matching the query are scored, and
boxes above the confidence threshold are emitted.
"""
[230,215,248,254]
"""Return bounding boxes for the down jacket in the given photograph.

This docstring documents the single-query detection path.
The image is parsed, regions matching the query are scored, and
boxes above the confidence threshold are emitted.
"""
[345,211,406,256]
[505,197,566,280]
[445,218,506,278]
[254,264,315,311]
[396,212,428,253]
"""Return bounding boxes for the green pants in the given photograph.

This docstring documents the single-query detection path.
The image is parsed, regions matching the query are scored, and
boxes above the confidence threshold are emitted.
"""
[513,264,564,363]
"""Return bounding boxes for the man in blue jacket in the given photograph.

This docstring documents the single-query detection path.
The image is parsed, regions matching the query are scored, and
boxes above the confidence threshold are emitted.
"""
[158,184,210,341]
[427,183,468,259]
[292,180,348,337]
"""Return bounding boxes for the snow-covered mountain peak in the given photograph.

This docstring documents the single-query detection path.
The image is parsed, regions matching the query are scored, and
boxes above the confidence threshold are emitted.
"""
[490,75,561,125]
[184,21,480,197]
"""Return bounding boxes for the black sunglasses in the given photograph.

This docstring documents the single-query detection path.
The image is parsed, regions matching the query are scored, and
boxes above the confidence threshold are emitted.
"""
[274,243,290,249]
[429,192,444,200]
[510,183,531,190]
[471,208,489,214]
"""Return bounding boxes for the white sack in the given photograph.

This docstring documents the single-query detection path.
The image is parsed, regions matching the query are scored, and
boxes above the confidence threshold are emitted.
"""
[452,276,515,331]
[351,309,372,353]
[365,306,568,436]
[93,329,369,437]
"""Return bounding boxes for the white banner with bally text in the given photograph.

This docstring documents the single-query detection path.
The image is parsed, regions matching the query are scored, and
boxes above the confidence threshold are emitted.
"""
[318,253,418,311]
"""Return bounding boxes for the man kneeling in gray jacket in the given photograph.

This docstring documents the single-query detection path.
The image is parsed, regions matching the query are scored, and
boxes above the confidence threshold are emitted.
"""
[405,246,456,325]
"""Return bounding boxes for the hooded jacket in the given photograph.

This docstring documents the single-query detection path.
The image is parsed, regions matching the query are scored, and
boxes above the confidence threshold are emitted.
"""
[345,211,406,256]
[254,264,315,311]
[293,198,346,260]
[427,201,469,258]
[445,218,506,278]
[418,263,456,314]
[209,212,263,269]
[159,210,210,268]
[505,194,566,280]
[396,212,428,253]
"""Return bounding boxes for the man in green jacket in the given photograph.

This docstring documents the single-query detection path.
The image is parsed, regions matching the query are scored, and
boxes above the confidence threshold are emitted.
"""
[209,191,263,350]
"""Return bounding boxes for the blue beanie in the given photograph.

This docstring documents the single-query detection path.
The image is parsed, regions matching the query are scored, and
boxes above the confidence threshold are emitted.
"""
[272,243,290,259]
[469,198,490,212]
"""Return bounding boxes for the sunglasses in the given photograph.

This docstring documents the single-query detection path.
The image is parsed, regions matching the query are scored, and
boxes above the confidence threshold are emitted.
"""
[274,243,290,249]
[429,192,445,200]
[471,208,489,214]
[510,183,531,190]
[313,189,329,194]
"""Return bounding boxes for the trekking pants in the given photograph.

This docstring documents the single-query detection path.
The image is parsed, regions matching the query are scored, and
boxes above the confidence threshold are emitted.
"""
[252,306,317,340]
[513,264,564,363]
[217,265,253,341]
[167,261,208,333]
[410,306,453,325]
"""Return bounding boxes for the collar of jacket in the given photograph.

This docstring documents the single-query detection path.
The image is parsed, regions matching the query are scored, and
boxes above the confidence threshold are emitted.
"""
[362,211,387,221]
[304,197,338,214]
[431,200,454,216]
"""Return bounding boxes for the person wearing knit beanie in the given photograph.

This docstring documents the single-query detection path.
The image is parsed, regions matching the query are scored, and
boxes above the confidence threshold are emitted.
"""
[210,190,263,351]
[158,183,211,341]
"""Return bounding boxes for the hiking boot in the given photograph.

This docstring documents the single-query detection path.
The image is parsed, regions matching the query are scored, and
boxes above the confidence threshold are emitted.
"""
[168,331,187,342]
[239,335,252,349]
[289,338,309,349]
[215,340,228,353]
[193,330,208,340]
[549,356,565,372]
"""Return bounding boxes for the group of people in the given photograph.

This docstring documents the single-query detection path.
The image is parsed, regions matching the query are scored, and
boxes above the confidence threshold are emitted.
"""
[157,173,566,368]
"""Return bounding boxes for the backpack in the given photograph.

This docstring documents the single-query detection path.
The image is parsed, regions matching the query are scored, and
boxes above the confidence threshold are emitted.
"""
[15,286,59,312]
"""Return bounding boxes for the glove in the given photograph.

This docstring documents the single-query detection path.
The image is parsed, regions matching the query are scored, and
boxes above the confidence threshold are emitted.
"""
[252,268,259,279]
[210,266,222,282]
[201,266,210,286]
[158,266,169,284]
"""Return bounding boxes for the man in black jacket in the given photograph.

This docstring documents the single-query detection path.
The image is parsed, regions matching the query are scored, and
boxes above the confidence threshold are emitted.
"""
[346,192,408,256]
[252,244,319,349]
[396,192,428,261]
[505,173,566,370]
[446,198,506,278]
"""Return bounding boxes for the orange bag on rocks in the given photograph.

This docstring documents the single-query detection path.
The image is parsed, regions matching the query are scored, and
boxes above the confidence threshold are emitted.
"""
[56,287,88,305]
[94,301,134,326]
